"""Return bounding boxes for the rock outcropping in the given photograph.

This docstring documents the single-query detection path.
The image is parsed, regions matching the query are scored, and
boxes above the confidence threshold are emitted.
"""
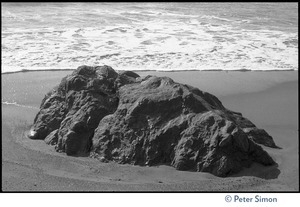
[29,65,279,177]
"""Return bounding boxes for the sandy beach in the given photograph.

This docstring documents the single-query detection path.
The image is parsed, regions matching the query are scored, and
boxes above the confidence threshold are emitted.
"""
[1,70,298,191]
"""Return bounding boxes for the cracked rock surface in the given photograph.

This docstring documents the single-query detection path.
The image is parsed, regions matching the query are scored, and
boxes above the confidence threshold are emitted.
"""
[29,65,278,177]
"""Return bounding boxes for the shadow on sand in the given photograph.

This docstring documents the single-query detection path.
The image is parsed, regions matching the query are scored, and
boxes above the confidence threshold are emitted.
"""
[24,126,281,180]
[230,163,281,180]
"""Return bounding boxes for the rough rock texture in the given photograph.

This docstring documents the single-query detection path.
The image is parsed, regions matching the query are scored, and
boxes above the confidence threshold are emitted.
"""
[29,65,127,155]
[29,65,279,177]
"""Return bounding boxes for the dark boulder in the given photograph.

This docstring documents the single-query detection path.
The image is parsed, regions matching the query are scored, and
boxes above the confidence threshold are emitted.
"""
[90,75,277,177]
[30,65,139,156]
[30,65,278,177]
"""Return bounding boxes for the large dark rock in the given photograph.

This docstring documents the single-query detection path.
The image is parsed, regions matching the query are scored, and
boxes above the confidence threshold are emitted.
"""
[29,65,279,177]
[30,65,132,156]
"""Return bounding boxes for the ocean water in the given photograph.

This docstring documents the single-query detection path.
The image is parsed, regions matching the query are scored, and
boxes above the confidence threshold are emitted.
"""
[1,2,298,73]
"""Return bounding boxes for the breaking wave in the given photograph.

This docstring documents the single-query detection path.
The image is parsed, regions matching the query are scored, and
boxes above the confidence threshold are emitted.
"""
[2,3,298,73]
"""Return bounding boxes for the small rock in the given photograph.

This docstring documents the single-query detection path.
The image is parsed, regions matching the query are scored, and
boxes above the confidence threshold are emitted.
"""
[99,156,109,163]
[27,129,38,139]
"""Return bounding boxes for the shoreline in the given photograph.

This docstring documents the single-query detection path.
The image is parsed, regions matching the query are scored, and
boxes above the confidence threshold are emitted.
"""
[1,68,298,75]
[2,70,298,101]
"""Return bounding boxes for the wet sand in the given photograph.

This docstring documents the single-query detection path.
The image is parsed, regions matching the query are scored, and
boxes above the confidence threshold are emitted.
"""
[1,70,298,191]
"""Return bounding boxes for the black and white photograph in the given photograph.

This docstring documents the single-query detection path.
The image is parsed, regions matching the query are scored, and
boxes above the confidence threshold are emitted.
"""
[1,2,298,198]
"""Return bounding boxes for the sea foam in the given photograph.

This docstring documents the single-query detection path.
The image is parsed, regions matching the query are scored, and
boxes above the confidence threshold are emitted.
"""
[1,3,298,73]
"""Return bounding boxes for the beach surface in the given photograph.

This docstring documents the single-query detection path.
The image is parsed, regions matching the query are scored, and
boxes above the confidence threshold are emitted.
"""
[1,70,298,191]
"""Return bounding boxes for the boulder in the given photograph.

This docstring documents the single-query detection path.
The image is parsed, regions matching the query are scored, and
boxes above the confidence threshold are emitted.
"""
[30,65,139,155]
[91,75,277,177]
[30,65,278,177]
